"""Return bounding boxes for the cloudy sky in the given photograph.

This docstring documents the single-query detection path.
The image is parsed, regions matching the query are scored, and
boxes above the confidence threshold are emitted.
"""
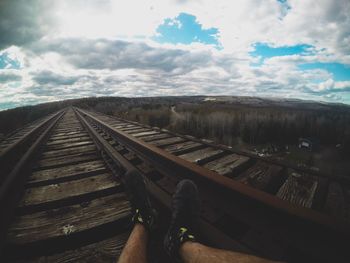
[0,0,349,110]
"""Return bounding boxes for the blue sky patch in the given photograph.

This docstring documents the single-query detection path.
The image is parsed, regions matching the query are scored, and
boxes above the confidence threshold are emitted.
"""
[250,43,313,58]
[250,43,314,66]
[0,52,21,69]
[298,63,350,81]
[154,13,220,47]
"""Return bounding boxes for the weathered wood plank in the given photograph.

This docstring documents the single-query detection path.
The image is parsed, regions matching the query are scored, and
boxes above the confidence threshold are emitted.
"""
[22,232,129,263]
[50,131,86,138]
[132,131,160,138]
[276,172,318,208]
[113,124,134,129]
[140,133,171,142]
[120,127,146,132]
[56,122,81,125]
[5,136,22,143]
[127,129,153,135]
[179,147,224,164]
[203,154,251,176]
[162,141,203,155]
[46,136,90,146]
[48,133,89,141]
[55,125,81,130]
[40,145,96,159]
[53,128,83,133]
[19,173,120,207]
[7,193,131,244]
[118,125,139,130]
[34,153,99,169]
[149,137,187,147]
[45,141,94,151]
[28,160,107,185]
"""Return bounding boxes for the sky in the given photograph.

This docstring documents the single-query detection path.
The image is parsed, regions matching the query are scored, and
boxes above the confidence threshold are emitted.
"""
[0,0,349,110]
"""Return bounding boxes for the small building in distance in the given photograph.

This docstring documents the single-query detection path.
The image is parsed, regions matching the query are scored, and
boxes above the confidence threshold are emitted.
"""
[298,137,318,151]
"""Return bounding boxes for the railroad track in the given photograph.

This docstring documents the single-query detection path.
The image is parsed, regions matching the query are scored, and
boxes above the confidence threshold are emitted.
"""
[0,107,349,262]
[0,109,131,262]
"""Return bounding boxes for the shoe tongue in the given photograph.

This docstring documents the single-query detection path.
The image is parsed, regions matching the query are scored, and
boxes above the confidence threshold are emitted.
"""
[172,204,193,231]
[139,200,151,218]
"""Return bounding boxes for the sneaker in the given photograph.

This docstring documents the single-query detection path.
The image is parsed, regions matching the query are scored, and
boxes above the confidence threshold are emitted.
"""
[164,179,201,259]
[123,169,156,231]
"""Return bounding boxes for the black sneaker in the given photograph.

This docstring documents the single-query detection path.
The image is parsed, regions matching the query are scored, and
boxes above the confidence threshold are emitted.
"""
[164,179,201,259]
[123,169,156,231]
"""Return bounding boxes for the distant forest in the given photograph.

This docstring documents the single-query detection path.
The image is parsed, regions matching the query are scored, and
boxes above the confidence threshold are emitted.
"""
[1,96,350,155]
[108,99,350,156]
[0,101,68,137]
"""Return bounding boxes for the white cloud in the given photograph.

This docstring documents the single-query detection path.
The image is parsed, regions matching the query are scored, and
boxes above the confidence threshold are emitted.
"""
[0,69,22,83]
[42,0,349,56]
[1,0,349,56]
[0,0,349,109]
[0,0,57,49]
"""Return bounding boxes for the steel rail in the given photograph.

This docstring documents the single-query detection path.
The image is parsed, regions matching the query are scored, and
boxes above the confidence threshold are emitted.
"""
[0,109,66,255]
[95,111,350,183]
[0,110,65,173]
[74,108,250,253]
[0,110,63,142]
[0,115,44,143]
[76,108,350,234]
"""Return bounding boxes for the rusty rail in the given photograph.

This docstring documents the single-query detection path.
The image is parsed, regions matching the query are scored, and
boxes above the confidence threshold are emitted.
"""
[74,108,250,253]
[0,110,66,179]
[0,109,65,253]
[74,107,350,261]
[2,107,347,261]
[76,107,350,234]
[96,111,350,184]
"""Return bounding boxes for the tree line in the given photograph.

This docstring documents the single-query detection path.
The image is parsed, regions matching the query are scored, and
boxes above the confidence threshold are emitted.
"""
[1,96,349,156]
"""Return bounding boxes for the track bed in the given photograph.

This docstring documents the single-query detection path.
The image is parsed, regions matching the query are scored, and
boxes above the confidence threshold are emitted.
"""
[0,107,349,262]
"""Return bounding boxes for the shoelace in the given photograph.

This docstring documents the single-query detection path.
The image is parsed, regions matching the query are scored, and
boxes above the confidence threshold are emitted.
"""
[132,208,155,231]
[177,227,196,244]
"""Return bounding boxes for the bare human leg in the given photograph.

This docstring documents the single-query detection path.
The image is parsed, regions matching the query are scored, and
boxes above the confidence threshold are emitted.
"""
[164,180,283,263]
[117,170,157,263]
[117,224,148,263]
[180,242,282,263]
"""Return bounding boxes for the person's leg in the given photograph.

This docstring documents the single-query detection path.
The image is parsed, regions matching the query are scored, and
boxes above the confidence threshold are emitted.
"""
[117,170,156,263]
[118,224,148,263]
[180,242,281,263]
[164,179,200,259]
[164,179,282,263]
